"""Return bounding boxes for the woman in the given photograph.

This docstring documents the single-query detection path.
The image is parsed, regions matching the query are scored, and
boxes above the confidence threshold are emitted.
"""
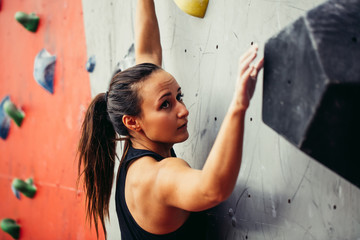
[77,0,264,239]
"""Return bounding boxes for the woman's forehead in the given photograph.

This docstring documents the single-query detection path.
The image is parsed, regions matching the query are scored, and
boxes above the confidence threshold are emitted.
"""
[141,70,180,95]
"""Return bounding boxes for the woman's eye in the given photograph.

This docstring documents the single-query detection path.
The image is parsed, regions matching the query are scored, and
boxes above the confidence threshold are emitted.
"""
[177,93,184,102]
[161,100,170,109]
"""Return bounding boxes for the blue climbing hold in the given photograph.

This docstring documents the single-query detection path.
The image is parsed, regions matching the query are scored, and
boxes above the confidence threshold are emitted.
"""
[86,55,96,72]
[0,96,11,140]
[11,185,21,200]
[33,49,56,94]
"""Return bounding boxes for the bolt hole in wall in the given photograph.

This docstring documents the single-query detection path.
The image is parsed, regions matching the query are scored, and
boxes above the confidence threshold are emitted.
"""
[216,45,218,49]
[250,117,253,122]
[288,199,291,204]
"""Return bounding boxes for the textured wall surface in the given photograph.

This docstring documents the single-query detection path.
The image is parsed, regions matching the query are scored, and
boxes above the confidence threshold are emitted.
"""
[81,0,360,240]
[0,0,98,239]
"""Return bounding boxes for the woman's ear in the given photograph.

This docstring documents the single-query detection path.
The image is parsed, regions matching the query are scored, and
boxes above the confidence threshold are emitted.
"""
[122,115,142,132]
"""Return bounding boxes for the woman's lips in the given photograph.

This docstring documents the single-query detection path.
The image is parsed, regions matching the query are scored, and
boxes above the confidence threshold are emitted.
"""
[178,122,188,130]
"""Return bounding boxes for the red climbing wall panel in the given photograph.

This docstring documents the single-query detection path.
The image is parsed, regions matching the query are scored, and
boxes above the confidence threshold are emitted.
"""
[0,0,101,239]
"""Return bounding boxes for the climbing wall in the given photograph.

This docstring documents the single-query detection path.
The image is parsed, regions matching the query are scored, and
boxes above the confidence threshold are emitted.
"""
[0,0,100,239]
[81,0,360,240]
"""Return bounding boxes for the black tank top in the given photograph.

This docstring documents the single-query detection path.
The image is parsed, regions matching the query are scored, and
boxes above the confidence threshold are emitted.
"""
[115,146,208,240]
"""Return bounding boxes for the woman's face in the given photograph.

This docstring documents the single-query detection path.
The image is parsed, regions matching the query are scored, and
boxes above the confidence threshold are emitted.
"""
[137,69,189,144]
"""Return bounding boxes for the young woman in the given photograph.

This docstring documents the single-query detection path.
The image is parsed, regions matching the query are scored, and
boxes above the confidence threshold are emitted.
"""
[78,0,264,239]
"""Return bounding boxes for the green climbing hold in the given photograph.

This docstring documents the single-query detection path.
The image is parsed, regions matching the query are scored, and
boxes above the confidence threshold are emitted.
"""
[1,218,20,239]
[12,178,36,198]
[15,11,39,32]
[3,98,25,127]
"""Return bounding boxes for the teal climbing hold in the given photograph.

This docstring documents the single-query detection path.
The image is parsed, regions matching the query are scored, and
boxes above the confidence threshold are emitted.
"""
[14,11,39,32]
[3,98,24,127]
[33,49,56,94]
[0,96,11,140]
[12,178,36,198]
[1,218,20,239]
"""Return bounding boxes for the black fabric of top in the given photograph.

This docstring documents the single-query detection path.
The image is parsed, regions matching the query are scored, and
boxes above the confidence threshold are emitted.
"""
[115,146,208,240]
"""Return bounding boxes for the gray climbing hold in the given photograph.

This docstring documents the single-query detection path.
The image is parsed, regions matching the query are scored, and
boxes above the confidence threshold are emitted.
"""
[86,55,96,72]
[117,43,135,72]
[263,0,360,188]
[33,49,56,94]
[231,216,237,227]
[0,96,11,140]
[228,208,234,217]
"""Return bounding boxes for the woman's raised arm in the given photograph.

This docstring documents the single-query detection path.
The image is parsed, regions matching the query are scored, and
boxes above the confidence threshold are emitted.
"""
[135,0,162,66]
[155,46,264,212]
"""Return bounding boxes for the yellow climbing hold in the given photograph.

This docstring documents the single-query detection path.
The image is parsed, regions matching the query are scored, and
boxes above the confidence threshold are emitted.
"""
[173,0,209,18]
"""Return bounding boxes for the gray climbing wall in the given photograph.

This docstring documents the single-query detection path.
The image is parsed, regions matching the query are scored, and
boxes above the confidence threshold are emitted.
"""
[81,0,360,239]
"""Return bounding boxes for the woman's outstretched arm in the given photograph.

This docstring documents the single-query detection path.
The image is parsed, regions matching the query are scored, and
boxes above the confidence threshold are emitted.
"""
[135,0,162,66]
[156,45,264,212]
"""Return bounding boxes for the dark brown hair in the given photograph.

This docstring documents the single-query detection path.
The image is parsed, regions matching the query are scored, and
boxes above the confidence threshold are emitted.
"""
[77,63,160,239]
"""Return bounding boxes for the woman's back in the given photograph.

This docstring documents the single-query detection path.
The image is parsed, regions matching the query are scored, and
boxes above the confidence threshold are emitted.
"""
[116,146,208,240]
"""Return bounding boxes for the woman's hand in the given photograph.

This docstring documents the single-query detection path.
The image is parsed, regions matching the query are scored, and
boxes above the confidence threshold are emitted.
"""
[232,45,264,111]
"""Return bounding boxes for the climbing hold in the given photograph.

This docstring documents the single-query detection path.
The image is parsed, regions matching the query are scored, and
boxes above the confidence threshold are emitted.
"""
[12,178,36,198]
[0,96,11,140]
[86,55,96,72]
[173,0,209,18]
[263,0,360,188]
[231,216,237,227]
[33,48,56,94]
[117,43,135,72]
[14,11,39,32]
[228,208,234,217]
[3,98,25,127]
[11,185,21,200]
[1,218,20,239]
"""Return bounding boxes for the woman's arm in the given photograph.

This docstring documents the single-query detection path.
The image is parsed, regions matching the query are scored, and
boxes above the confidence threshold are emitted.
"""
[135,0,162,66]
[155,46,264,212]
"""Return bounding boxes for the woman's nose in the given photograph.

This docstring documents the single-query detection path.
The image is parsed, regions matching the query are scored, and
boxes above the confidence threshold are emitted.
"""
[177,102,189,118]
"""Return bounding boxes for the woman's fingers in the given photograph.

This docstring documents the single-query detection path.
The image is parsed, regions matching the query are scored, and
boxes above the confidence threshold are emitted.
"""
[239,46,259,76]
[255,57,264,71]
[249,57,264,79]
[239,44,258,62]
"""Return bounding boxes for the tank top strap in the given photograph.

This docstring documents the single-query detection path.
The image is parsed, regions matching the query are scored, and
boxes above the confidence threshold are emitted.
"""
[123,146,177,169]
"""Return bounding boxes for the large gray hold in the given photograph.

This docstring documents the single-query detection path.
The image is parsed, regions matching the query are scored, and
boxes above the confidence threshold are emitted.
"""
[262,0,360,188]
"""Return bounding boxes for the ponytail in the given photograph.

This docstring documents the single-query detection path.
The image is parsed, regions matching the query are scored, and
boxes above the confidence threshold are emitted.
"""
[77,63,161,239]
[77,93,117,239]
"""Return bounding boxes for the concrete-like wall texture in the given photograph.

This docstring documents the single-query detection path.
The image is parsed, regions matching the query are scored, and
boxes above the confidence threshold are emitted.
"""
[1,0,359,239]
[82,0,360,239]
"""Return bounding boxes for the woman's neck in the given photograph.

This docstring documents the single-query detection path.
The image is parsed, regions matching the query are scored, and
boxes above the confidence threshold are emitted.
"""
[130,137,174,158]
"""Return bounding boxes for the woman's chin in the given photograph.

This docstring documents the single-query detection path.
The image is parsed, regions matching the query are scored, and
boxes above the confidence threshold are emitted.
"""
[177,132,189,143]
